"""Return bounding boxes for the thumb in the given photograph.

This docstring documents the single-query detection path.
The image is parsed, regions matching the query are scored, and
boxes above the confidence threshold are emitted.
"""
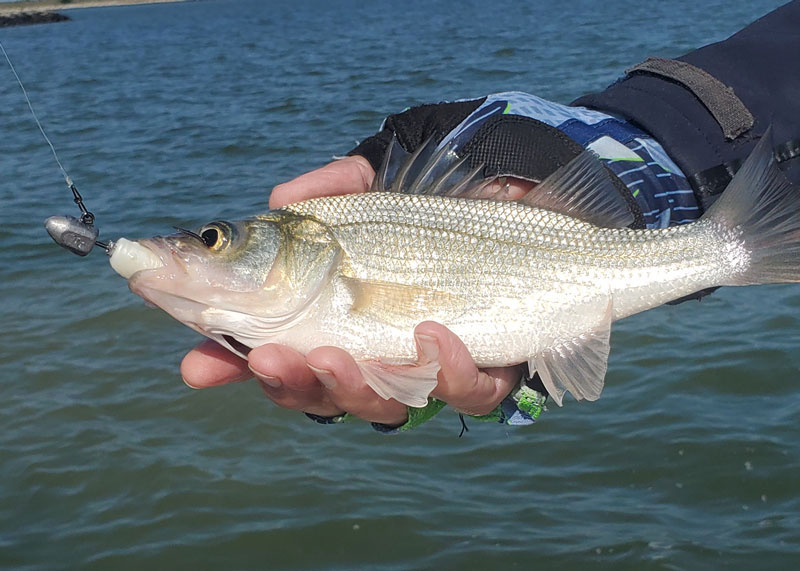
[414,321,518,416]
[269,155,375,209]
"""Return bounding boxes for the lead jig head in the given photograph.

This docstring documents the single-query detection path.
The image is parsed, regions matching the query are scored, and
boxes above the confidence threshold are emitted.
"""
[45,215,109,256]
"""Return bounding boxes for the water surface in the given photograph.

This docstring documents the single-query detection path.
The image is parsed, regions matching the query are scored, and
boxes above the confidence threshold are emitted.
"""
[1,1,798,568]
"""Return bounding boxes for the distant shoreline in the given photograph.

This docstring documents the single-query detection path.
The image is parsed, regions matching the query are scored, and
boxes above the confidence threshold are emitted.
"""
[0,0,188,17]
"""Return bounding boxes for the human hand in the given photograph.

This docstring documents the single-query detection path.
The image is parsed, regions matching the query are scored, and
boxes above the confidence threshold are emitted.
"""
[180,154,533,428]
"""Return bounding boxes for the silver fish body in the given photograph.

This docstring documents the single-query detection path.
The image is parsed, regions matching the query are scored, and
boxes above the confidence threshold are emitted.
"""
[115,136,800,406]
[280,192,741,359]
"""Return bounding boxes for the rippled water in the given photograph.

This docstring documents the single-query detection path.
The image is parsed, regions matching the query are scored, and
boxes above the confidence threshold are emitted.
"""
[2,0,799,568]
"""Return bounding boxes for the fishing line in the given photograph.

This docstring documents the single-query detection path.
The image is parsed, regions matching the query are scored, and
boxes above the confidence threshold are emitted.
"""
[1,38,110,256]
[0,39,72,187]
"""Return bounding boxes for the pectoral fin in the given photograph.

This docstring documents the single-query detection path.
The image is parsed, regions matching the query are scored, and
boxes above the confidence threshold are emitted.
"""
[529,300,613,406]
[344,277,467,323]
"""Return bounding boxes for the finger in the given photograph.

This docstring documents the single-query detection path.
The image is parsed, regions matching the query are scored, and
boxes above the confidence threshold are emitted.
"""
[415,321,519,416]
[248,344,344,417]
[472,176,536,201]
[180,339,251,389]
[269,155,375,209]
[306,347,408,426]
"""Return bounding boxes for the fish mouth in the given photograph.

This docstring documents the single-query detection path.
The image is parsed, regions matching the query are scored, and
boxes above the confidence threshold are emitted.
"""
[124,237,208,308]
[108,238,166,279]
[125,237,194,281]
[140,236,192,271]
[129,278,223,339]
[109,235,199,280]
[127,236,267,313]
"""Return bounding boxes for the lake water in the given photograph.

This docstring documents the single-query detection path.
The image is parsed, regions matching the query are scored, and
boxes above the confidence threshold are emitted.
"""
[1,0,799,568]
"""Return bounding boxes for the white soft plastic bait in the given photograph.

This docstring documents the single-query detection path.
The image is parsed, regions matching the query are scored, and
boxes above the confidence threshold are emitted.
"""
[109,238,163,279]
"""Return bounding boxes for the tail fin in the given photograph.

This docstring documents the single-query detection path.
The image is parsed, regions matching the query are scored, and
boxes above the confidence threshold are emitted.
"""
[703,131,800,285]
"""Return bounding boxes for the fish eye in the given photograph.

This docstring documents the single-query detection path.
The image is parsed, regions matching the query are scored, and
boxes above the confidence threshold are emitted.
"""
[201,227,218,247]
[199,224,228,250]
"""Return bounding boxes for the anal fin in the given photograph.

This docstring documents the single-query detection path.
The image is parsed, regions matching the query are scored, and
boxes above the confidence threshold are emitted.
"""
[530,300,613,406]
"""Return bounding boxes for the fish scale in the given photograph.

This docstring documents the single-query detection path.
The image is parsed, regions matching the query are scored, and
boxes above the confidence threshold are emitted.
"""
[286,192,729,306]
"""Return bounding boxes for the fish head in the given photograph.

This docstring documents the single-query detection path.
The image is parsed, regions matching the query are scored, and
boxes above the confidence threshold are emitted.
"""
[110,214,290,352]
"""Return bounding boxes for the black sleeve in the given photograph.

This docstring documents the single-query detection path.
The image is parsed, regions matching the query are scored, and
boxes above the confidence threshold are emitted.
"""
[573,0,800,207]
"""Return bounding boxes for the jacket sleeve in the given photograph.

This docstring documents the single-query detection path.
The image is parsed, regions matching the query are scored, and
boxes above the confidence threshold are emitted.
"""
[572,0,800,208]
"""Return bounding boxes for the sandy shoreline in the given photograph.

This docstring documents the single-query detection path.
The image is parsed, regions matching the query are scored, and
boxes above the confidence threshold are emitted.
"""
[0,0,188,15]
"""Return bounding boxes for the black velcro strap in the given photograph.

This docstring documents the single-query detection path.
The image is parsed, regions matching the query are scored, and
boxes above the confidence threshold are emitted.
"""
[688,137,800,209]
[687,160,743,210]
[626,57,754,140]
[775,137,800,164]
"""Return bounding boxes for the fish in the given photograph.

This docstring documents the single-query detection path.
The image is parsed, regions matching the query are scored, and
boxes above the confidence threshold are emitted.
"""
[109,134,800,407]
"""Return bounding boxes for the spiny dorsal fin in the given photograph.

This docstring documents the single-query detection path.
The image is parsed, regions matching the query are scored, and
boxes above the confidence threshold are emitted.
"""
[371,136,409,193]
[398,136,451,194]
[371,135,488,198]
[519,150,634,228]
[393,136,438,194]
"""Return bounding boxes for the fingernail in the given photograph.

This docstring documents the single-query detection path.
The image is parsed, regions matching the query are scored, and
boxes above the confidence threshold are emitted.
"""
[248,365,282,388]
[181,376,200,390]
[308,365,337,389]
[415,333,439,362]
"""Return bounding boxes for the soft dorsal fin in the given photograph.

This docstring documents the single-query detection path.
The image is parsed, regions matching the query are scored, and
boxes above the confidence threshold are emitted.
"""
[519,150,634,228]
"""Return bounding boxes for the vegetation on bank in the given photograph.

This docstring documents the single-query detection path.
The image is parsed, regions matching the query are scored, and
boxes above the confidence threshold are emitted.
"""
[0,0,187,17]
[0,10,69,26]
